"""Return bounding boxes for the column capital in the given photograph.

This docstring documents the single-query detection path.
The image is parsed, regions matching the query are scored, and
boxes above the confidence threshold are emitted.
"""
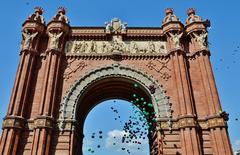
[2,116,25,129]
[34,116,54,129]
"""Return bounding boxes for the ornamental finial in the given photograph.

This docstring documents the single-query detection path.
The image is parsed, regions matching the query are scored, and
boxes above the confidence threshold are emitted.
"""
[162,8,180,24]
[51,7,69,24]
[58,7,67,14]
[26,7,45,24]
[34,7,44,15]
[186,8,202,25]
[187,8,196,16]
[165,8,173,15]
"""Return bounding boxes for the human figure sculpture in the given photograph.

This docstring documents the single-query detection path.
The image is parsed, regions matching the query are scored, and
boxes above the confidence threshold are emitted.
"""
[81,41,88,53]
[27,7,45,24]
[22,30,38,50]
[193,32,208,48]
[73,42,82,53]
[52,7,69,24]
[130,42,138,54]
[100,42,107,53]
[88,40,97,53]
[147,41,156,53]
[169,32,183,48]
[113,38,124,51]
[48,31,63,49]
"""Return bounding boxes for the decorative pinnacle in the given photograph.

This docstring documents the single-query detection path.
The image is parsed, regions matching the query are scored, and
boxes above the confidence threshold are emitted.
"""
[58,7,67,14]
[165,8,173,15]
[187,8,196,16]
[34,7,43,15]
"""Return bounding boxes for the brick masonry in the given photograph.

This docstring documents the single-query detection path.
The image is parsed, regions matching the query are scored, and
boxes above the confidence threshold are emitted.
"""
[0,7,233,155]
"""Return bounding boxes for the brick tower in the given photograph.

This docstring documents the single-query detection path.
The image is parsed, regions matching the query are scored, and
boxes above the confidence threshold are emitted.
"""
[0,7,233,155]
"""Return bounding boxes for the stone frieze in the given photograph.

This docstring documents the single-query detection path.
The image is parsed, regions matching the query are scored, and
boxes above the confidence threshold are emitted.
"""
[65,40,167,55]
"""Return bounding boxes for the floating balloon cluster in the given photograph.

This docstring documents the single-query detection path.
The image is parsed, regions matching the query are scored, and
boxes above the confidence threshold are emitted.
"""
[87,131,103,153]
[85,83,164,154]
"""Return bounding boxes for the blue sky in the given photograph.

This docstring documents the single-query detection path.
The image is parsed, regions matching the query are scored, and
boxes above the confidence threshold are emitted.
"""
[83,100,150,155]
[0,0,240,153]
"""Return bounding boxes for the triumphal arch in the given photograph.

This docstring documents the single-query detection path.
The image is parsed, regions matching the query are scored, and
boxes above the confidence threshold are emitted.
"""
[0,7,233,155]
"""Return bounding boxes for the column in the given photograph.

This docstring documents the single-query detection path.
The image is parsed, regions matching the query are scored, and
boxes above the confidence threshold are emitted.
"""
[171,51,202,155]
[0,17,45,155]
[31,8,70,155]
[161,11,202,153]
[185,9,233,153]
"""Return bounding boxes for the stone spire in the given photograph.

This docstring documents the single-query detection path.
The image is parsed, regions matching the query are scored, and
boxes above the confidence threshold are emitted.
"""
[162,8,180,25]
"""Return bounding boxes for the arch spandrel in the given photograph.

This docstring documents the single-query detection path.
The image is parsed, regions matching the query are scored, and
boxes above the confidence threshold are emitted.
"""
[59,63,172,131]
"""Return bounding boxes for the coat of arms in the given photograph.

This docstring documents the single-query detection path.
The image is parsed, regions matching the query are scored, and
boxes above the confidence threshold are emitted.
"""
[105,18,127,34]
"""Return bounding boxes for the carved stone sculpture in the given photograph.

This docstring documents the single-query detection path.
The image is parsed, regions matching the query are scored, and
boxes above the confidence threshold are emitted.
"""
[130,42,138,53]
[193,32,208,48]
[27,7,45,24]
[65,40,167,54]
[48,31,63,50]
[147,41,156,53]
[87,40,97,53]
[100,42,106,53]
[97,41,112,53]
[169,32,183,48]
[73,41,82,53]
[52,7,69,24]
[80,41,88,53]
[186,8,202,25]
[162,8,180,24]
[22,30,38,50]
[112,37,124,51]
[105,18,127,34]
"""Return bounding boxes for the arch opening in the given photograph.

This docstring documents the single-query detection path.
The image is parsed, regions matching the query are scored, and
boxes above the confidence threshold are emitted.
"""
[75,77,157,155]
[58,64,172,155]
[82,99,151,155]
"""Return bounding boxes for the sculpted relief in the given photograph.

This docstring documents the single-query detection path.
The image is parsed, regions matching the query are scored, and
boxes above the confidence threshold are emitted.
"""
[65,39,167,55]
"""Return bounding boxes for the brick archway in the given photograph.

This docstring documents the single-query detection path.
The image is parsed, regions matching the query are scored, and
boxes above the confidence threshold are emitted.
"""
[0,8,233,155]
[58,63,172,154]
[59,63,172,130]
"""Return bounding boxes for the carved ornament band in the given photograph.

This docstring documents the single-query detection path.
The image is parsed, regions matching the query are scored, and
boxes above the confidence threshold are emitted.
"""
[34,116,54,129]
[2,116,25,129]
[159,117,226,130]
[65,40,167,55]
[22,116,227,131]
